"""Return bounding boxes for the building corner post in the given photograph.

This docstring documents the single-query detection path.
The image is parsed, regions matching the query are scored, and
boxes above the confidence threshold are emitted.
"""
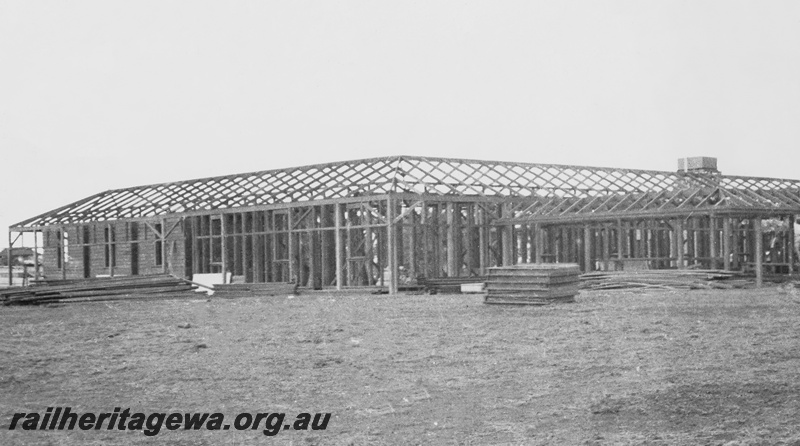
[7,230,12,286]
[386,196,399,295]
[754,217,763,288]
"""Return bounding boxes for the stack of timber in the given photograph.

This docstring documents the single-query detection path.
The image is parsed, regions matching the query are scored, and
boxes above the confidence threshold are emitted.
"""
[0,274,198,306]
[579,269,750,290]
[417,276,488,294]
[484,264,581,305]
[212,282,298,298]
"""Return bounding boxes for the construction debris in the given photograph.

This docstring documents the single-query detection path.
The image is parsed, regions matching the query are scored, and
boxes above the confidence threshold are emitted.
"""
[579,269,752,290]
[460,282,486,294]
[211,282,298,298]
[417,276,488,294]
[0,274,198,306]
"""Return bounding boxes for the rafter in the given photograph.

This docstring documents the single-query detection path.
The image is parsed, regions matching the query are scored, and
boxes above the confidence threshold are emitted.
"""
[12,155,800,227]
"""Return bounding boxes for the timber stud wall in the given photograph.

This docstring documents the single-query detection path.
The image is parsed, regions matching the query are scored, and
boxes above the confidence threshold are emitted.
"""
[9,156,800,289]
[515,215,796,274]
[180,198,507,290]
[23,199,800,288]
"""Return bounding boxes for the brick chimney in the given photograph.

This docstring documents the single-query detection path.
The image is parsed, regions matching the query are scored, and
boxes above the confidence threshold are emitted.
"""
[677,157,718,174]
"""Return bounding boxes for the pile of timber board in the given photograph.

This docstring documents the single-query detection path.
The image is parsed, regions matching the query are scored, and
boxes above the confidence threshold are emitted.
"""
[212,282,298,297]
[0,274,197,306]
[485,264,580,305]
[417,276,488,294]
[579,269,749,290]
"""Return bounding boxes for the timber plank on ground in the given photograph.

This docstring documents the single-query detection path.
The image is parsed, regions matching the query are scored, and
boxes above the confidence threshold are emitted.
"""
[1,274,199,305]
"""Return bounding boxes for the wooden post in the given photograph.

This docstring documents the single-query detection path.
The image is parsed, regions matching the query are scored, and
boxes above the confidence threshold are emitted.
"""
[249,214,256,282]
[408,207,417,281]
[439,204,447,274]
[248,214,256,282]
[519,224,528,264]
[7,231,12,286]
[534,223,543,263]
[320,206,332,286]
[261,214,269,282]
[160,217,168,273]
[628,222,635,260]
[789,214,796,274]
[690,218,699,267]
[232,215,240,277]
[565,227,573,263]
[498,204,510,266]
[106,223,113,277]
[61,227,67,280]
[649,223,657,267]
[723,217,731,271]
[602,224,610,271]
[675,219,684,269]
[664,225,678,268]
[240,214,245,279]
[502,225,513,266]
[287,211,295,284]
[650,221,663,269]
[574,227,581,263]
[387,197,398,294]
[240,214,247,280]
[616,219,624,263]
[203,217,210,274]
[638,223,646,259]
[395,201,404,279]
[33,230,40,281]
[363,205,374,285]
[446,203,458,277]
[254,213,263,283]
[465,204,475,275]
[554,227,562,262]
[345,207,353,286]
[685,218,693,266]
[266,213,273,282]
[709,216,718,270]
[376,212,383,288]
[478,206,487,273]
[431,204,440,277]
[205,219,211,276]
[731,217,740,270]
[334,203,344,290]
[309,207,320,289]
[191,217,199,276]
[421,202,429,278]
[754,217,763,287]
[270,212,279,281]
[583,224,592,273]
[220,215,228,281]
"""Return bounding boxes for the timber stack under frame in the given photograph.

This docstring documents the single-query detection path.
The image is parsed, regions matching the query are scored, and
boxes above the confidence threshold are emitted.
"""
[8,155,800,292]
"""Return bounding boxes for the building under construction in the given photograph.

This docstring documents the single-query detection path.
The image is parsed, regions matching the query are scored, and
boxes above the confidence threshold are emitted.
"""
[7,155,799,292]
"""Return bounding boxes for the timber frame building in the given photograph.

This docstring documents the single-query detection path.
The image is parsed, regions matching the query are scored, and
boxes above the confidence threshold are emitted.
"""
[8,155,800,291]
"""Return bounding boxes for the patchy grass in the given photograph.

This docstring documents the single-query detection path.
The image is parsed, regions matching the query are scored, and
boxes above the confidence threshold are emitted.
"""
[2,287,800,445]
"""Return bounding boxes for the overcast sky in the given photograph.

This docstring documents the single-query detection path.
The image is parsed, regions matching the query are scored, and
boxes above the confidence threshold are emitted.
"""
[1,1,799,248]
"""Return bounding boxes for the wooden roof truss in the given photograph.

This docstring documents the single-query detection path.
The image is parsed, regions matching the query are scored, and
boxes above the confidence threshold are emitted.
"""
[505,174,800,223]
[13,155,800,228]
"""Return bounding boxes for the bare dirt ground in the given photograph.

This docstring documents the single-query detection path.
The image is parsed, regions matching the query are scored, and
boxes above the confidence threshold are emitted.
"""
[2,286,800,445]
